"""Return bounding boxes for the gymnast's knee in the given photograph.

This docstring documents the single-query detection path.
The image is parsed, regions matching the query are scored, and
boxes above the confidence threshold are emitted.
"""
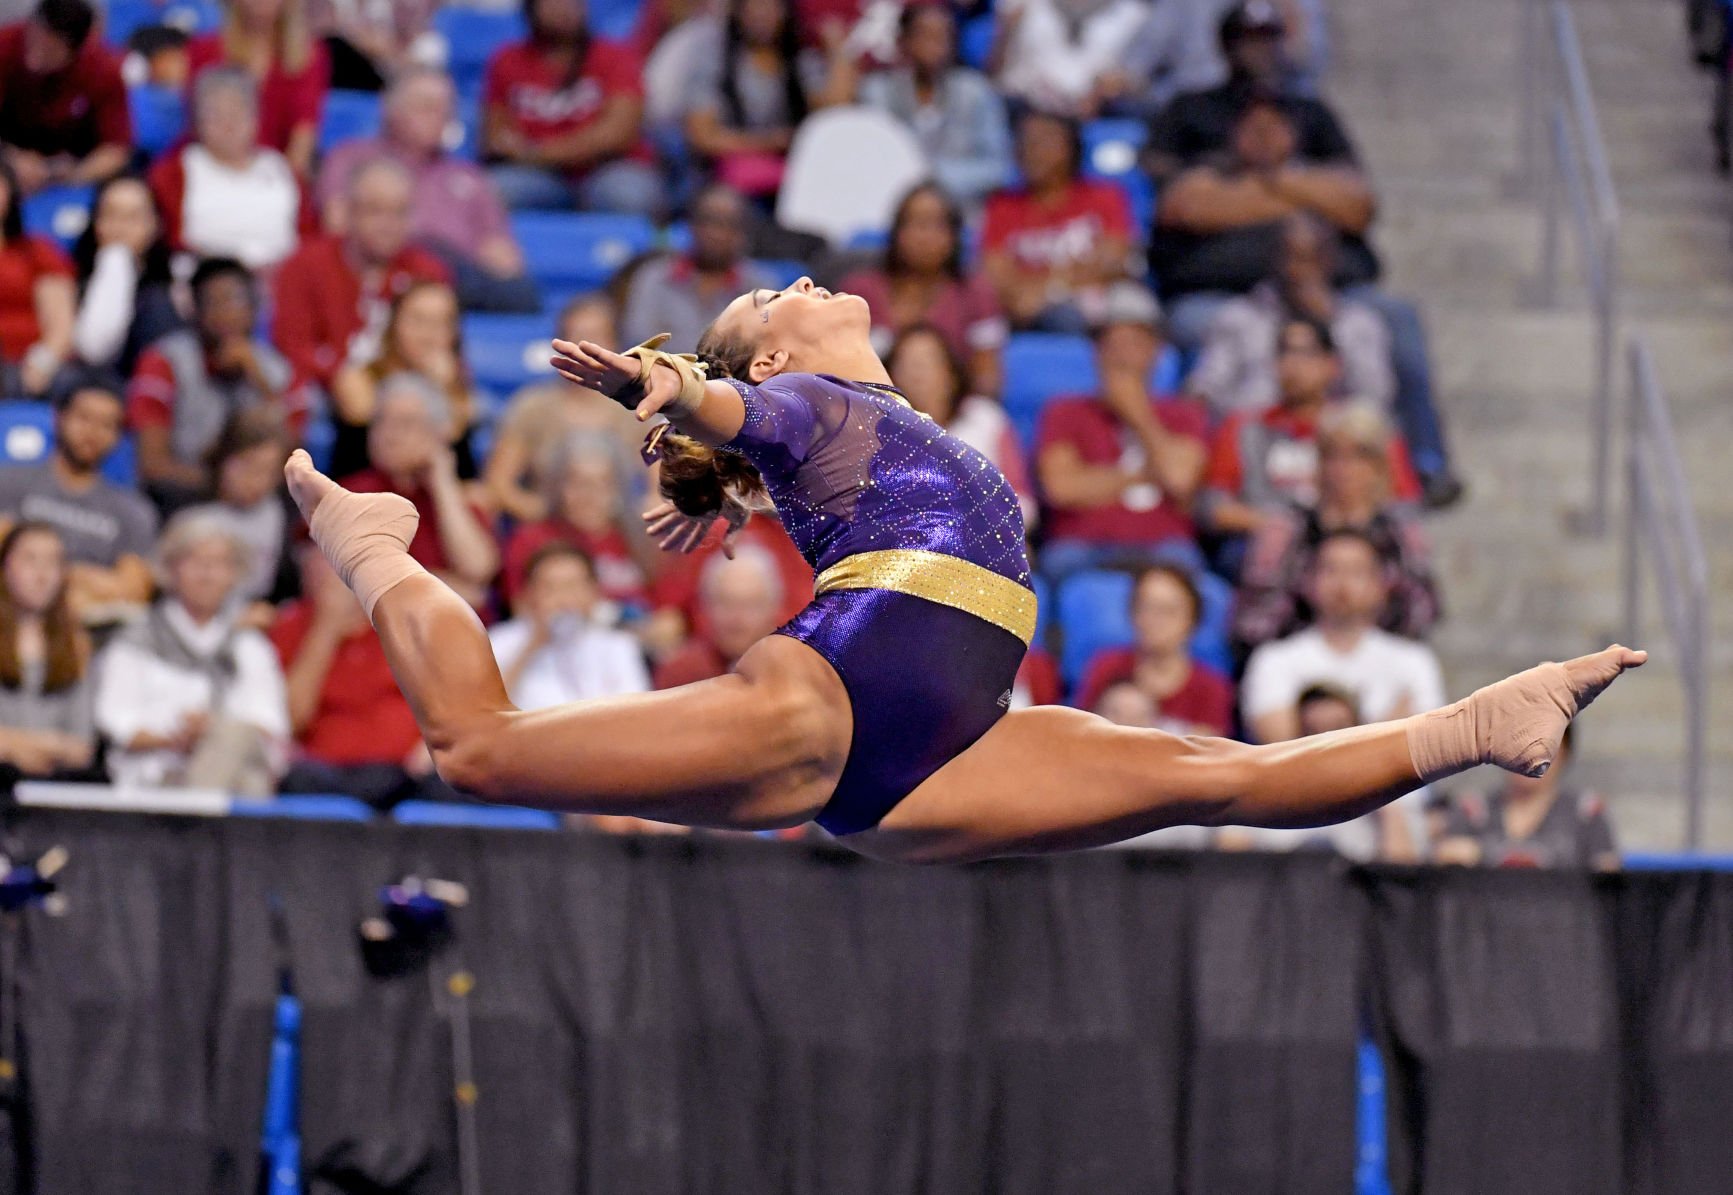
[426,709,519,801]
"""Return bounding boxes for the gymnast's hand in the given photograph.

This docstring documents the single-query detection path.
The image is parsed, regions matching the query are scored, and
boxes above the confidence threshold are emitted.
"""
[550,338,682,422]
[643,496,751,558]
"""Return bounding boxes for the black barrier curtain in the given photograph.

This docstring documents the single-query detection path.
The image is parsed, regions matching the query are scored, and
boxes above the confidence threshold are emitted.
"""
[0,812,1370,1195]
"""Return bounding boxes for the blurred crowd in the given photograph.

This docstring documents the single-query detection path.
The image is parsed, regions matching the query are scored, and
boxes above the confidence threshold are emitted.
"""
[0,0,1617,867]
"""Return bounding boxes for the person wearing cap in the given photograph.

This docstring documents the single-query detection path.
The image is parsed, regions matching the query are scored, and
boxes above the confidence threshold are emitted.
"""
[1116,0,1319,120]
[1033,281,1210,580]
[1144,0,1349,184]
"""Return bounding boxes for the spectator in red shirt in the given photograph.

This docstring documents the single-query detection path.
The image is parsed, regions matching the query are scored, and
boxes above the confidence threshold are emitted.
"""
[839,182,1007,395]
[186,0,330,177]
[272,543,439,808]
[1034,282,1209,579]
[980,108,1134,332]
[482,0,662,216]
[128,258,302,511]
[339,372,499,608]
[270,157,449,395]
[0,159,75,398]
[1072,562,1235,736]
[0,0,130,195]
[652,542,785,689]
[150,65,312,272]
[1198,316,1419,570]
[501,430,655,615]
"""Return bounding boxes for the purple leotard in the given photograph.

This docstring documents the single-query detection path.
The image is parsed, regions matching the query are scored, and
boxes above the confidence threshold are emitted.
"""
[717,373,1033,834]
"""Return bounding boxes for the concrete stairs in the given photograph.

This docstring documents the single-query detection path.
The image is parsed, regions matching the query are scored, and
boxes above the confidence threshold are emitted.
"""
[1322,0,1733,847]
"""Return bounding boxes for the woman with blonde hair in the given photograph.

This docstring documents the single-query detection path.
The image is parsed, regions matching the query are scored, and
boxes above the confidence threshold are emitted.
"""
[329,280,479,480]
[94,510,289,794]
[0,523,96,780]
[1234,401,1440,649]
[187,0,330,176]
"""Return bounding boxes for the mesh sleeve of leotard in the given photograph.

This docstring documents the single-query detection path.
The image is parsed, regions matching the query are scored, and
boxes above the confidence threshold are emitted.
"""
[717,375,849,482]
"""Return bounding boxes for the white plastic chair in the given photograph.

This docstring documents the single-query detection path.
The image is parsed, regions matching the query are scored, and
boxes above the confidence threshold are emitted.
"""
[774,106,930,249]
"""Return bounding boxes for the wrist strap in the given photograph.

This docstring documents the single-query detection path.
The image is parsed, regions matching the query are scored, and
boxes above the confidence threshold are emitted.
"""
[614,333,710,418]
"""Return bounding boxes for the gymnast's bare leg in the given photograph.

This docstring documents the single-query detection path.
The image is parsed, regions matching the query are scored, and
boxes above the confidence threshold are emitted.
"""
[850,646,1645,864]
[283,451,851,829]
[285,448,1643,863]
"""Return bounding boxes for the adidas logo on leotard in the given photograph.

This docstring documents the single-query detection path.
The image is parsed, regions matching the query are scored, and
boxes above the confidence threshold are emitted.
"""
[997,690,1012,709]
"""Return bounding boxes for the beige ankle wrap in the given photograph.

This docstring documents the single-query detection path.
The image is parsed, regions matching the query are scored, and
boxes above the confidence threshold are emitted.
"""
[308,488,425,620]
[1406,661,1576,783]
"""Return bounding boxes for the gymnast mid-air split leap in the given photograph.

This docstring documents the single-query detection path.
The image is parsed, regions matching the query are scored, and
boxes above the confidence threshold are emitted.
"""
[282,276,1644,864]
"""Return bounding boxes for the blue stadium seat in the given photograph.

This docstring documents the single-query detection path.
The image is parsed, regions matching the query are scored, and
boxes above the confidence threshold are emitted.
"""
[1053,568,1234,693]
[0,401,137,485]
[22,185,94,252]
[511,211,656,290]
[588,0,644,40]
[1082,119,1148,175]
[301,409,336,474]
[1002,333,1095,450]
[1623,853,1733,871]
[1031,572,1052,648]
[104,0,221,45]
[1082,119,1157,235]
[129,84,187,160]
[230,795,376,822]
[435,7,526,100]
[391,801,561,830]
[446,93,481,161]
[846,227,889,253]
[0,403,54,468]
[318,89,382,154]
[100,433,137,488]
[462,312,555,394]
[1002,333,1185,452]
[959,14,995,69]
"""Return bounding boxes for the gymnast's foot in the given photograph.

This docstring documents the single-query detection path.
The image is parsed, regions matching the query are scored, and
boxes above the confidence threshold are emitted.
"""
[1409,645,1647,782]
[284,449,422,616]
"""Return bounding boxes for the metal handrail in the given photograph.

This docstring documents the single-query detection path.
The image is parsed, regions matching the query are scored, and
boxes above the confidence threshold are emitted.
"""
[1531,0,1620,535]
[1621,337,1711,849]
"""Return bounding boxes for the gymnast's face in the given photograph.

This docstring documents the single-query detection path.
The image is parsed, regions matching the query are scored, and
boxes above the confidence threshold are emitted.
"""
[711,277,872,382]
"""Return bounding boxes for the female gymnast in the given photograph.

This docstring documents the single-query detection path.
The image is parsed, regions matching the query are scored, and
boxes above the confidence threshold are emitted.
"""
[283,276,1645,864]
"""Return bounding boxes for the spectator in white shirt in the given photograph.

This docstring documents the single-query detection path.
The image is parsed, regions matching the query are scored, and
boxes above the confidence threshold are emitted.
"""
[991,0,1153,117]
[488,541,650,711]
[94,509,290,793]
[1240,527,1444,745]
[148,65,305,272]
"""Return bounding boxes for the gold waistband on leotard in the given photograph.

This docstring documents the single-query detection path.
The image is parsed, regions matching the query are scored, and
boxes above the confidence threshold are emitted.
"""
[813,549,1038,646]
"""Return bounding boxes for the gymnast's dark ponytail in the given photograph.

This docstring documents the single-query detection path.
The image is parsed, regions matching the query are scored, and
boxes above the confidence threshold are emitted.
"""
[656,322,770,518]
